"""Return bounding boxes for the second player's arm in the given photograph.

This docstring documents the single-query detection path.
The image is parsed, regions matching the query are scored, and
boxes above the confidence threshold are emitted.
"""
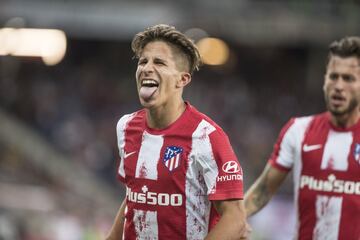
[106,198,126,240]
[244,163,289,217]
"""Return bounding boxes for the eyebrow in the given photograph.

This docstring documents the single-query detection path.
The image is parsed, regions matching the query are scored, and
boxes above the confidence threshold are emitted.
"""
[154,57,167,62]
[139,56,167,61]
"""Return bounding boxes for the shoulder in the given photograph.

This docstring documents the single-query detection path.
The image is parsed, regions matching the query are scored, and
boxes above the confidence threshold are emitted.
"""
[287,112,328,132]
[276,113,327,146]
[188,104,227,138]
[281,113,321,134]
[116,109,145,132]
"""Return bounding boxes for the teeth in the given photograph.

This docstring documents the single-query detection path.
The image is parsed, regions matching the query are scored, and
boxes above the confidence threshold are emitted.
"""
[142,79,157,85]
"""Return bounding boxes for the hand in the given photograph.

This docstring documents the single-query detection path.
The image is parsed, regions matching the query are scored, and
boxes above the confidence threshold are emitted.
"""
[239,222,252,239]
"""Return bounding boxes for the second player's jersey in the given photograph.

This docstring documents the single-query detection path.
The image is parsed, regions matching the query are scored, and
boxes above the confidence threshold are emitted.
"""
[269,112,360,240]
[116,103,243,240]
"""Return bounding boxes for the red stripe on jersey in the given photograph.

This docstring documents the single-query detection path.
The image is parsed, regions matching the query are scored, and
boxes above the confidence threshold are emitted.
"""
[155,115,198,240]
[208,129,243,200]
[298,114,330,239]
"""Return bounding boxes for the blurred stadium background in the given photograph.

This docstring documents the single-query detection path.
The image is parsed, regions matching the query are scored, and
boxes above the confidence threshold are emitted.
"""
[0,0,360,239]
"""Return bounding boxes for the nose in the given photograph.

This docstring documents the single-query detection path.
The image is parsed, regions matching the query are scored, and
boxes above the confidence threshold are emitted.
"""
[333,78,345,91]
[142,61,154,74]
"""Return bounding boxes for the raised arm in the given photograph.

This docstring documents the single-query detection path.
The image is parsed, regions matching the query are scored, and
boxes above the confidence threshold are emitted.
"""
[244,163,289,217]
[205,199,251,240]
[106,199,126,240]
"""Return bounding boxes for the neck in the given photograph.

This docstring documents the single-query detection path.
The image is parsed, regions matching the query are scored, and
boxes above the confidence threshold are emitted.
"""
[146,100,186,129]
[330,110,360,128]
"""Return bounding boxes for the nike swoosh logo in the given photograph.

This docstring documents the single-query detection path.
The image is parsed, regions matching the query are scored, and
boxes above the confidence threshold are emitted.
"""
[303,144,322,152]
[124,151,136,158]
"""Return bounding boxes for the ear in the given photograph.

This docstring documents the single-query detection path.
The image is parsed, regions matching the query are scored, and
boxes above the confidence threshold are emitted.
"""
[176,72,191,88]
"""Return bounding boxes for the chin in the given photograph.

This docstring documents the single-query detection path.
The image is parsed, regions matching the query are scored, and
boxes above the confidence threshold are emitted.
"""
[140,101,153,108]
[330,110,345,116]
[329,106,348,116]
[139,99,156,109]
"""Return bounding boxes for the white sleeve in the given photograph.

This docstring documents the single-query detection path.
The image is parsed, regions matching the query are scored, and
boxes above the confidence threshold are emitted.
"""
[116,113,135,180]
[269,116,313,170]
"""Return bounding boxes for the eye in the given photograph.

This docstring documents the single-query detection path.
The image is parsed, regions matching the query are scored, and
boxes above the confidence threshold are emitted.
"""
[154,59,166,66]
[138,59,147,65]
[328,73,338,81]
[341,74,355,82]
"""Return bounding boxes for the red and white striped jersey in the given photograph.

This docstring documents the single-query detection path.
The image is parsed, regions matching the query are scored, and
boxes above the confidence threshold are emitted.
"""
[269,112,360,240]
[116,103,243,240]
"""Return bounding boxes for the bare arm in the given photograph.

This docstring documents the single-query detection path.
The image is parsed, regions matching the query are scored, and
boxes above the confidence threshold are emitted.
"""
[244,163,288,218]
[106,199,126,240]
[205,199,251,240]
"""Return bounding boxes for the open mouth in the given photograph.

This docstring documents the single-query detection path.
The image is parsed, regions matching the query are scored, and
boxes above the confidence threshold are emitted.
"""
[139,79,159,101]
[141,79,159,88]
[331,95,345,101]
[330,94,346,106]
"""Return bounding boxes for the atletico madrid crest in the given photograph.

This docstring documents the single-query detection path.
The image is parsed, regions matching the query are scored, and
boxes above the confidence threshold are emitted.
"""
[354,143,360,164]
[163,146,183,171]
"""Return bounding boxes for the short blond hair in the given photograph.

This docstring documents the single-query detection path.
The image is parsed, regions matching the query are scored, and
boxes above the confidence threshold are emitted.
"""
[131,24,201,74]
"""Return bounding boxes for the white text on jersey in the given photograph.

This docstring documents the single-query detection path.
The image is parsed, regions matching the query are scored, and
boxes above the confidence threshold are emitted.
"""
[126,187,183,206]
[217,174,243,182]
[300,174,360,195]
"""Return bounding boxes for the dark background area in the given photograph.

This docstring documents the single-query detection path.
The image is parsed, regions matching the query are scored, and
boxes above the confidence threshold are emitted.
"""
[0,1,358,239]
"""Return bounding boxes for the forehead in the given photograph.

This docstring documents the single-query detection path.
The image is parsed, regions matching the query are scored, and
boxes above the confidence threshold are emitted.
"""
[140,41,175,59]
[327,56,360,74]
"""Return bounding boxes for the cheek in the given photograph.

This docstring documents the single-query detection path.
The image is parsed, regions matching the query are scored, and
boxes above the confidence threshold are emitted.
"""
[323,83,330,94]
[323,79,335,91]
[353,86,360,98]
[161,73,177,88]
[135,68,142,81]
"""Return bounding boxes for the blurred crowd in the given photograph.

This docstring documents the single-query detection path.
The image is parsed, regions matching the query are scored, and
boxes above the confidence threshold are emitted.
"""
[0,39,325,239]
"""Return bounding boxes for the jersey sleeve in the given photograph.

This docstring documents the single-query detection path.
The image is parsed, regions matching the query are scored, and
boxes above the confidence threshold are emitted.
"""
[268,118,297,171]
[195,123,243,201]
[116,113,135,183]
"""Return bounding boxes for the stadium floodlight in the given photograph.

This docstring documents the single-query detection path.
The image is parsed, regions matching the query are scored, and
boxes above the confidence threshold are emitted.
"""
[196,37,230,66]
[0,28,67,66]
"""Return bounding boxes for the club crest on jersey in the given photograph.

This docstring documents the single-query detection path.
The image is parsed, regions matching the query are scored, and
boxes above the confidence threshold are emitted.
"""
[354,143,360,163]
[163,146,183,171]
